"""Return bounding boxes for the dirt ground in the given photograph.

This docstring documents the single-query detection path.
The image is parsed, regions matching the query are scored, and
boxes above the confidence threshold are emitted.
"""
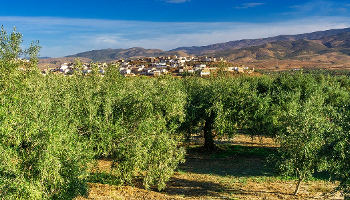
[76,135,343,200]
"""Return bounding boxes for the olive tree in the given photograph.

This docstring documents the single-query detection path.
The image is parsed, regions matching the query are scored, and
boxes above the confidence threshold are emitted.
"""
[0,27,93,199]
[181,76,274,150]
[66,73,187,191]
[181,77,218,150]
[272,74,331,195]
[108,77,186,190]
[319,78,350,199]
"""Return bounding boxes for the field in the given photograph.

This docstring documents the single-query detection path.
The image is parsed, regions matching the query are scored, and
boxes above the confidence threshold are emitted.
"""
[235,59,350,72]
[76,135,342,200]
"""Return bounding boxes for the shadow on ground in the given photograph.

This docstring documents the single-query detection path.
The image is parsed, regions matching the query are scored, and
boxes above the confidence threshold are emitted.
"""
[86,143,338,200]
[164,177,227,198]
[153,144,281,199]
[179,144,277,177]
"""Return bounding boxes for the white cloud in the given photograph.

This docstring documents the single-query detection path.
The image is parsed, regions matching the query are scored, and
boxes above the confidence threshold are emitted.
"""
[162,0,190,3]
[235,2,265,9]
[0,16,349,57]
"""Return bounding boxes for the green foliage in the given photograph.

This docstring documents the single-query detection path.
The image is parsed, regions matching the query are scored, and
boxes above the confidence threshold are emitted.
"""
[318,78,350,198]
[41,72,187,191]
[182,73,350,196]
[114,118,185,191]
[0,27,185,198]
[85,75,187,191]
[0,28,92,199]
[181,76,275,149]
[0,26,23,61]
[2,27,350,198]
[275,92,329,180]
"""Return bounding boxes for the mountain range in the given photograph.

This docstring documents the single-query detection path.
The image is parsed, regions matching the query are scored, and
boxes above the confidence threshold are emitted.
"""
[39,27,350,70]
[172,28,350,55]
[206,31,350,61]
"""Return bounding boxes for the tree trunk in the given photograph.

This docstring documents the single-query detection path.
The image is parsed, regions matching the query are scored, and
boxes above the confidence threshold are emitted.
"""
[294,178,303,195]
[203,115,216,151]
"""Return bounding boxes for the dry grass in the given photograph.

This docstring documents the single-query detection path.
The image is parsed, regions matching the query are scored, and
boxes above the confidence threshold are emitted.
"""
[231,58,350,73]
[220,134,278,148]
[76,135,343,200]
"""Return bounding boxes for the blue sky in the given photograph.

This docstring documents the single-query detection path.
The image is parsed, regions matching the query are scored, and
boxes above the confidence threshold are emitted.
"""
[1,0,350,57]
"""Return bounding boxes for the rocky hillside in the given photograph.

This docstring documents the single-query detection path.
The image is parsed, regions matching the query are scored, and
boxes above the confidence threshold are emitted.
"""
[171,28,350,55]
[207,32,350,62]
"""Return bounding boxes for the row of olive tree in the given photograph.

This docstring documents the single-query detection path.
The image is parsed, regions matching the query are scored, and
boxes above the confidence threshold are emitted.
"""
[269,73,350,197]
[0,27,94,200]
[181,72,350,197]
[66,70,187,190]
[0,27,186,199]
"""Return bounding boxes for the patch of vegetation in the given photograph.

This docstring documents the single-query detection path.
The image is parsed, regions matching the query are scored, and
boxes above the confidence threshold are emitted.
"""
[88,172,121,186]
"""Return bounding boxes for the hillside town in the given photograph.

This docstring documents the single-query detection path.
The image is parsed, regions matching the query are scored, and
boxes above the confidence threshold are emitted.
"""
[44,56,255,77]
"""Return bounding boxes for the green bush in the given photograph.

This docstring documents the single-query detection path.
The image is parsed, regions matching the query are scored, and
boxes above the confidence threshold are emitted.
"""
[0,71,93,199]
[78,75,187,190]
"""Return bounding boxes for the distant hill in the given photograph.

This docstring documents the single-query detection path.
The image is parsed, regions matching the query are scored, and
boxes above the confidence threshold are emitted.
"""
[38,57,92,69]
[171,28,350,55]
[66,47,188,62]
[207,32,350,62]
